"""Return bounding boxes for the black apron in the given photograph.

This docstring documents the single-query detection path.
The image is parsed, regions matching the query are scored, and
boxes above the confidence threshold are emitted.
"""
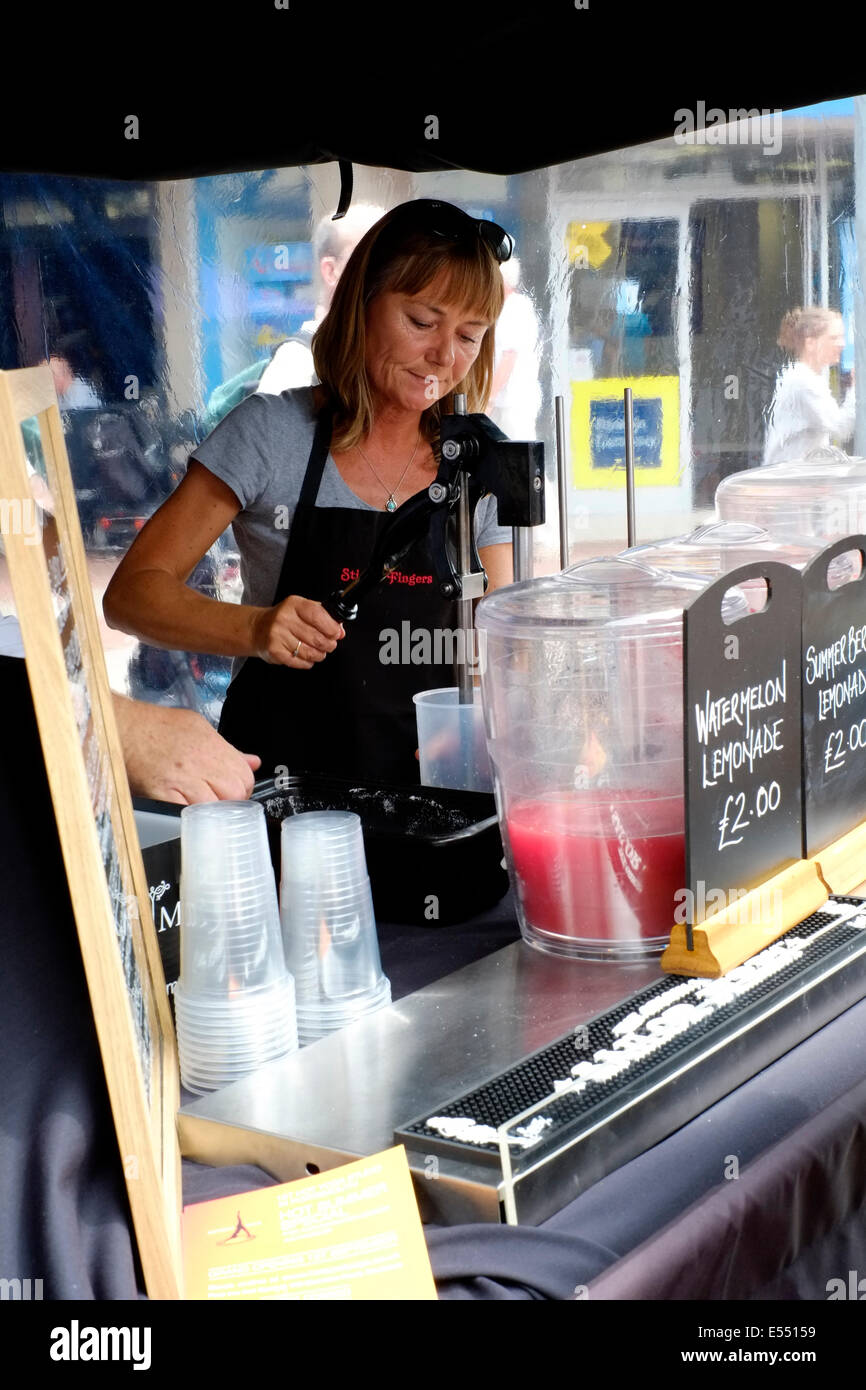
[218,406,459,785]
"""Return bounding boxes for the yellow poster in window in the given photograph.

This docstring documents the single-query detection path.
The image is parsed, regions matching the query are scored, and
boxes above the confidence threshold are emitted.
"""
[571,376,680,489]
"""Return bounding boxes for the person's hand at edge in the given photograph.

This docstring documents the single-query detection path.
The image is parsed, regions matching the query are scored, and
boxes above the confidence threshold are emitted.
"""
[112,695,261,804]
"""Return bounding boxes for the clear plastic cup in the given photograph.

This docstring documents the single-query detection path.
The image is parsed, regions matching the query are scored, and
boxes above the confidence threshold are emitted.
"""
[176,1010,292,1033]
[178,1036,295,1066]
[280,814,368,875]
[413,687,493,792]
[175,975,297,1092]
[175,803,299,1088]
[280,813,391,1037]
[295,976,391,1027]
[179,801,288,996]
[280,885,382,998]
[174,977,294,1012]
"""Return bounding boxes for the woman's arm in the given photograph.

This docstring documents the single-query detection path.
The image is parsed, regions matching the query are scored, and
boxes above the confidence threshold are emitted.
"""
[103,462,343,666]
[479,542,513,592]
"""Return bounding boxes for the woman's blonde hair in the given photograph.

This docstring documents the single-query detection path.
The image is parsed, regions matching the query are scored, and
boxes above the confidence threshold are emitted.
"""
[778,306,842,355]
[312,201,506,451]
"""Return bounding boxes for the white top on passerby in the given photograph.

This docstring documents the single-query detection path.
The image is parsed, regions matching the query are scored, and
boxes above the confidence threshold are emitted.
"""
[489,292,542,439]
[256,322,318,394]
[0,615,25,658]
[764,361,856,466]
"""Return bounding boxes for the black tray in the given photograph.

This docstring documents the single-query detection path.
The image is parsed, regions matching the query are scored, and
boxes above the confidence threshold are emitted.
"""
[253,773,508,926]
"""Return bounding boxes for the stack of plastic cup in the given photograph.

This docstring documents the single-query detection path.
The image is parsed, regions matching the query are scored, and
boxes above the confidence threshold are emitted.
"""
[174,801,298,1094]
[280,811,391,1046]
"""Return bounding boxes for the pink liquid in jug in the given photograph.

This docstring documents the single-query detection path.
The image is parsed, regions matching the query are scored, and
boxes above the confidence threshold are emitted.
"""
[507,791,685,945]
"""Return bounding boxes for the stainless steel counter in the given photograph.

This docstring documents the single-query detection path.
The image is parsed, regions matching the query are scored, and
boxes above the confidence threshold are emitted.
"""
[179,895,866,1225]
[178,941,661,1224]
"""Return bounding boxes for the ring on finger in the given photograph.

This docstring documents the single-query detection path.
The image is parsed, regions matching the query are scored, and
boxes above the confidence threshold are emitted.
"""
[292,638,302,658]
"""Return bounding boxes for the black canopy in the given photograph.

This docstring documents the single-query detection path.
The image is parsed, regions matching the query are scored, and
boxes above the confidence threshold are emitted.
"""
[1,2,856,179]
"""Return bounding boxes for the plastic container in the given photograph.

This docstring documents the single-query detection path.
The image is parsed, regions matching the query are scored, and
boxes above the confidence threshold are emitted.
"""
[294,975,394,1046]
[175,801,298,1092]
[413,687,493,793]
[175,976,297,1095]
[475,557,744,960]
[179,801,288,997]
[622,521,821,610]
[715,447,866,543]
[255,775,509,925]
[280,812,391,1045]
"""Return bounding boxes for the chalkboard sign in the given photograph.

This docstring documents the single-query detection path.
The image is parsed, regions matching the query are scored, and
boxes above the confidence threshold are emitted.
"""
[684,563,804,939]
[802,538,866,856]
[0,366,182,1298]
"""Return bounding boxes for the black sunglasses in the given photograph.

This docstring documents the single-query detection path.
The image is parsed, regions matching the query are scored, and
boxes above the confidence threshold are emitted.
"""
[386,198,513,263]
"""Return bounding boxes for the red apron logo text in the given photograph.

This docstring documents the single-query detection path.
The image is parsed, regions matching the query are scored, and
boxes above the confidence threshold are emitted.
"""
[341,566,432,587]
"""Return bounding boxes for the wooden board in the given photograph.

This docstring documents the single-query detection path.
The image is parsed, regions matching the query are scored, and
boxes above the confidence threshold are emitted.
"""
[0,365,182,1299]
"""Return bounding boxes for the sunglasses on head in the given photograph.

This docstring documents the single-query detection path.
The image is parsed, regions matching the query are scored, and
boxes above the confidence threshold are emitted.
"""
[387,198,513,263]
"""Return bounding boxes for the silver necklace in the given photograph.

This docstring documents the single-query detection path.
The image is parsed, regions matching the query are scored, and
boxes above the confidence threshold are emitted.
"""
[355,430,421,512]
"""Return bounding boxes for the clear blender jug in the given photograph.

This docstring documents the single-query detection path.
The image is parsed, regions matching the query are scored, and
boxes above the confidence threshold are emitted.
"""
[475,558,747,960]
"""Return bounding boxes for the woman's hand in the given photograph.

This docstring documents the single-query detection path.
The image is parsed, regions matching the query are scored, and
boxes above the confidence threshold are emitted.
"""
[251,596,345,668]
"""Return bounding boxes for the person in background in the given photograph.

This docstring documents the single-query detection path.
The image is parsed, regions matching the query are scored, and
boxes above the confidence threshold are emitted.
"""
[763,307,855,466]
[256,203,386,395]
[199,205,386,434]
[20,336,101,508]
[487,256,541,440]
[48,333,101,410]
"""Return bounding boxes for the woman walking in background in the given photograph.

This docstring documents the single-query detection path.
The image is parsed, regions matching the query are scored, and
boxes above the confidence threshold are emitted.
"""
[764,307,855,465]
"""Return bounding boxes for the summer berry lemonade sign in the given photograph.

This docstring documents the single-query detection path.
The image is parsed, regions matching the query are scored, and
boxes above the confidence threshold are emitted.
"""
[801,538,866,856]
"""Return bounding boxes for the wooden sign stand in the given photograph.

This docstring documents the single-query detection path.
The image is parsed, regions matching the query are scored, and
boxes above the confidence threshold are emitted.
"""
[0,366,182,1298]
[661,859,828,978]
[810,819,866,896]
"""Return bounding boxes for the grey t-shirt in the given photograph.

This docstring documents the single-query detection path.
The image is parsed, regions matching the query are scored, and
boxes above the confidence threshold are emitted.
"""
[191,387,511,612]
[0,615,25,659]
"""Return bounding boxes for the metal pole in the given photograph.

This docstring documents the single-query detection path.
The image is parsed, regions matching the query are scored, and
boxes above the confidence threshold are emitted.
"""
[624,386,636,548]
[555,395,570,570]
[453,393,474,704]
[512,527,533,582]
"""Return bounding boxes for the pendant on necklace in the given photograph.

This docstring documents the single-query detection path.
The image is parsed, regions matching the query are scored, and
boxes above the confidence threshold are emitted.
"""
[385,496,397,513]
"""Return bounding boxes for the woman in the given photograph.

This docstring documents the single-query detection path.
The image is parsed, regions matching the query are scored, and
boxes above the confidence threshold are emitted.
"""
[104,200,514,784]
[763,307,855,466]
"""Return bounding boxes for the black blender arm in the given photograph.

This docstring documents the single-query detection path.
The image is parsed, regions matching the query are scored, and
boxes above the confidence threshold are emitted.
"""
[439,411,546,529]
